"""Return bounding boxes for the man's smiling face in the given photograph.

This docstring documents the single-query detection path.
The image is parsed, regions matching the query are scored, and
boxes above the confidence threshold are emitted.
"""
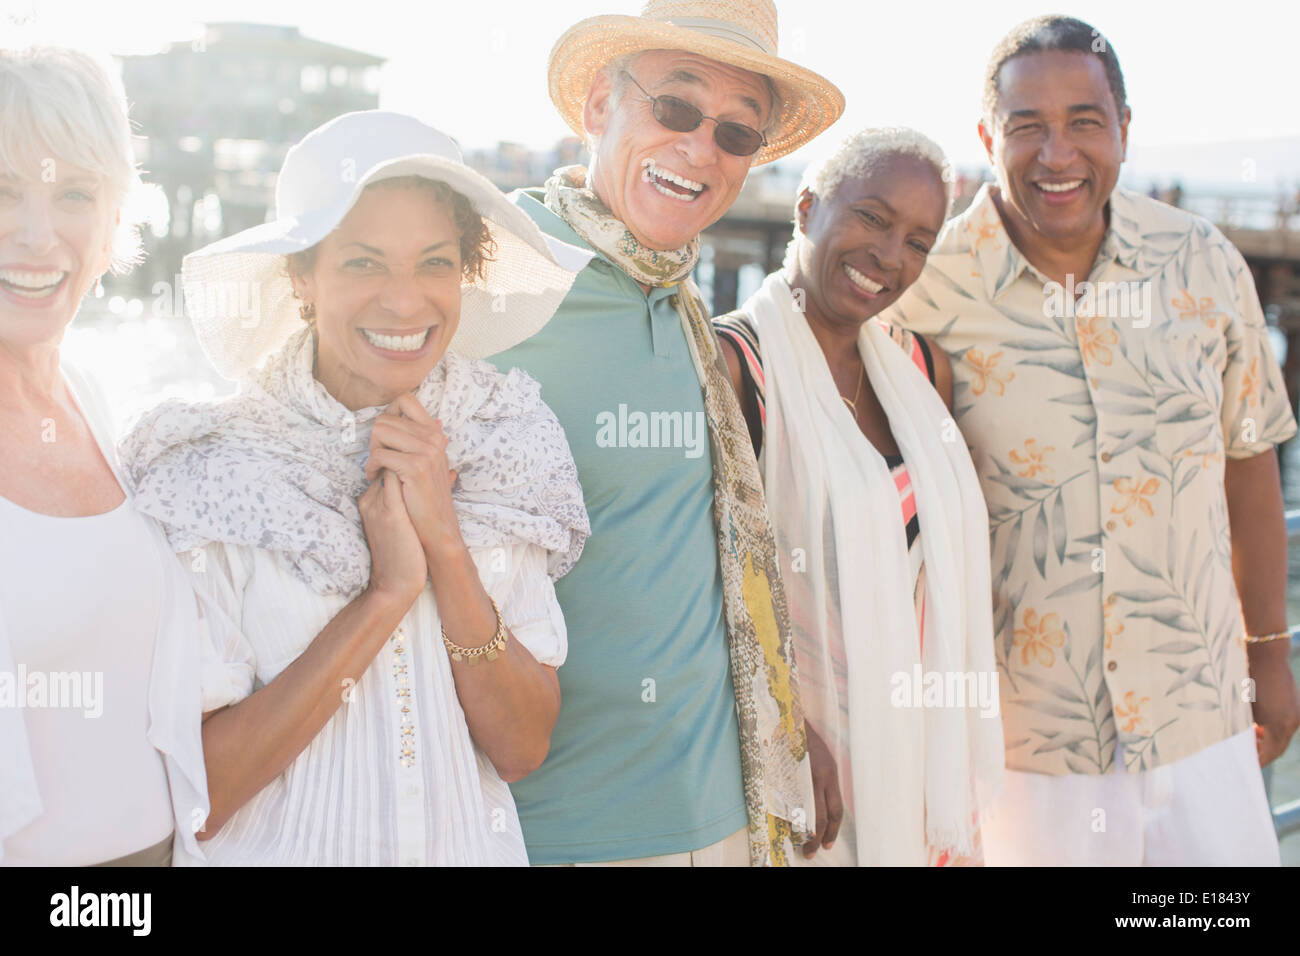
[980,49,1130,248]
[584,50,772,251]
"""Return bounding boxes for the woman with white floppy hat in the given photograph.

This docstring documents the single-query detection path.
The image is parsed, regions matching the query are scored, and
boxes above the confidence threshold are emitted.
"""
[120,110,592,866]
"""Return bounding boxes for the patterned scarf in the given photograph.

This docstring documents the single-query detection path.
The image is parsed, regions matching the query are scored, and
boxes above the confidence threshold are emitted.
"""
[119,325,590,598]
[546,166,813,867]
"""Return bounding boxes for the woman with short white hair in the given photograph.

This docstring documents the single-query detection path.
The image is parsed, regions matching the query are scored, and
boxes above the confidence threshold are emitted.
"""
[0,45,207,866]
[715,128,1005,866]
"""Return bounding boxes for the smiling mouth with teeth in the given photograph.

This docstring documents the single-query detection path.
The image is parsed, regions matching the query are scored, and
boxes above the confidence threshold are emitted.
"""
[642,159,706,202]
[843,263,886,295]
[0,269,68,299]
[360,327,434,353]
[1036,180,1084,193]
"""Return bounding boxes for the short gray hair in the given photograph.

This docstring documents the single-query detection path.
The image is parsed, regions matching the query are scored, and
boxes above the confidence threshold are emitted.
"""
[0,45,147,273]
[590,50,782,150]
[784,127,953,271]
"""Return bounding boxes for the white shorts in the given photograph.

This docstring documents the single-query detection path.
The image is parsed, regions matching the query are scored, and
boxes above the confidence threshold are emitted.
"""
[981,728,1280,866]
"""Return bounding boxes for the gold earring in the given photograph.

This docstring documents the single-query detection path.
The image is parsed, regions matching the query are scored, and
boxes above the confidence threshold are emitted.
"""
[299,302,316,322]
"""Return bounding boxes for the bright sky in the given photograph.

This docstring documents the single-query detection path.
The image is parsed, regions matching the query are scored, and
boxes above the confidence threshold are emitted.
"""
[5,0,1298,179]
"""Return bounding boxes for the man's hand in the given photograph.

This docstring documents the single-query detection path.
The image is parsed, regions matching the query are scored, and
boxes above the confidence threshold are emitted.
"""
[801,720,843,858]
[1249,637,1300,765]
[1224,448,1298,765]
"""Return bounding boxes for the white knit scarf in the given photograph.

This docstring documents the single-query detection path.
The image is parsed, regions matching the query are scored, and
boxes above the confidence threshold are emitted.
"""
[119,326,589,596]
[746,272,1003,864]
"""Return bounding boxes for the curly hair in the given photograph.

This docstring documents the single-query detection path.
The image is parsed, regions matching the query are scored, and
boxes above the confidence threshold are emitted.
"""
[284,175,496,283]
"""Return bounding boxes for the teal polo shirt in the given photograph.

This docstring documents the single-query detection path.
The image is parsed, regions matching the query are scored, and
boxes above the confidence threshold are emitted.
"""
[488,189,747,864]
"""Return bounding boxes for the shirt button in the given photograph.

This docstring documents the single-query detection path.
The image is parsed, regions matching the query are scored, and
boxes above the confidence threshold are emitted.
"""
[405,784,419,798]
[1106,519,1117,532]
[1107,661,1118,672]
[1100,452,1112,463]
[405,857,420,867]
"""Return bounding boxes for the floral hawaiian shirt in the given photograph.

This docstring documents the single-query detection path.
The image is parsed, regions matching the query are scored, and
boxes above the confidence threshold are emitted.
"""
[887,183,1297,775]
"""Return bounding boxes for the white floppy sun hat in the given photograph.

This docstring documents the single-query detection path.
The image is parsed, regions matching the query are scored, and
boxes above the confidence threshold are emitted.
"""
[181,110,592,380]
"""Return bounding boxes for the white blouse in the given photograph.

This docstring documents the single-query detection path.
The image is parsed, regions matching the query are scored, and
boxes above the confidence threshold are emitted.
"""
[0,360,208,867]
[189,537,566,866]
[0,496,174,865]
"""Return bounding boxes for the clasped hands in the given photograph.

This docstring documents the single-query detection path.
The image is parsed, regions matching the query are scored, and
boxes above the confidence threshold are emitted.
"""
[358,392,465,603]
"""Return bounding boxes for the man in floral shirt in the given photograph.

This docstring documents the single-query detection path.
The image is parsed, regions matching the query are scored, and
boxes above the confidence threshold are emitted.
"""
[888,14,1298,864]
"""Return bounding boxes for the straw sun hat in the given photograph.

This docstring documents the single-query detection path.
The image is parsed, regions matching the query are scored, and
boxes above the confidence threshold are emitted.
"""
[182,110,592,381]
[547,0,845,165]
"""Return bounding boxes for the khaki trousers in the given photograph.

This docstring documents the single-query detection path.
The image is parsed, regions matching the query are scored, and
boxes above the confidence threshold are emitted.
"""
[91,831,174,867]
[544,826,750,867]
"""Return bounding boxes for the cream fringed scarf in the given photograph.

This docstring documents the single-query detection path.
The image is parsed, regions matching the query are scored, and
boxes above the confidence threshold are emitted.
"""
[745,271,1004,864]
[546,166,814,867]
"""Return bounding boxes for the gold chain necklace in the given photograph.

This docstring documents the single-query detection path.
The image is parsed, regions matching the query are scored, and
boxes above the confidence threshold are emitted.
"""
[840,363,865,418]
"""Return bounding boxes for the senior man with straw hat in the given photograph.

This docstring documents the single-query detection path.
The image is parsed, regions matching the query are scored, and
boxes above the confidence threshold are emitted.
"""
[488,0,844,867]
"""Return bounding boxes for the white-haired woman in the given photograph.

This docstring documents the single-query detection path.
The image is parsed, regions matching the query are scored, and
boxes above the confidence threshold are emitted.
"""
[0,46,207,866]
[714,128,1004,866]
[119,111,591,866]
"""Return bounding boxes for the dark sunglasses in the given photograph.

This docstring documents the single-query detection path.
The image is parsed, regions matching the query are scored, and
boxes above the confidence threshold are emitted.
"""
[622,72,768,158]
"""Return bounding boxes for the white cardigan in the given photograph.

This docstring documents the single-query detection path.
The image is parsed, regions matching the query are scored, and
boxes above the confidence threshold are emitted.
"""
[0,360,209,866]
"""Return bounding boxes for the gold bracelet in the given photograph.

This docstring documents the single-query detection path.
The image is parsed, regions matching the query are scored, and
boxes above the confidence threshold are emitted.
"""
[1245,629,1293,645]
[441,596,508,664]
